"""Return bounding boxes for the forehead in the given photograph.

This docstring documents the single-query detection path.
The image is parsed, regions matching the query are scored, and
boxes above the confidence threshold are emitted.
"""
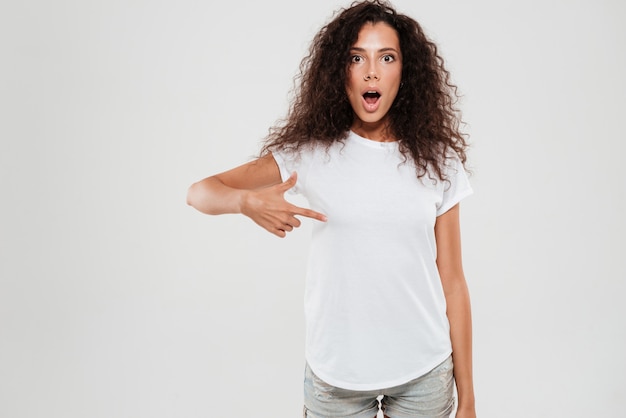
[352,21,400,48]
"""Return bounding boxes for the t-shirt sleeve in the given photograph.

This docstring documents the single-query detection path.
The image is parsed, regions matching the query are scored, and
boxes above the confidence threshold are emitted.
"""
[270,150,291,183]
[270,148,309,195]
[436,155,473,217]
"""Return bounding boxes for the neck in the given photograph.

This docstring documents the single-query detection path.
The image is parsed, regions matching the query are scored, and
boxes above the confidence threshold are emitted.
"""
[350,120,396,142]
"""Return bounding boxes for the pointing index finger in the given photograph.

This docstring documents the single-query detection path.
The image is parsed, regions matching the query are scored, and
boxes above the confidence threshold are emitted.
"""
[291,205,327,222]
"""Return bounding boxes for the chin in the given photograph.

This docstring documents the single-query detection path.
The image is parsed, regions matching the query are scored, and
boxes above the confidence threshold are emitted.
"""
[356,113,389,125]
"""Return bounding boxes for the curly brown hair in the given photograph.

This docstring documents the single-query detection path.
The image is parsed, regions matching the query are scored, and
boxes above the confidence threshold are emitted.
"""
[261,0,468,180]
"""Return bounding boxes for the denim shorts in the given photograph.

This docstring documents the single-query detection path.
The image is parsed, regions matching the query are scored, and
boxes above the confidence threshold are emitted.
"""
[303,356,455,418]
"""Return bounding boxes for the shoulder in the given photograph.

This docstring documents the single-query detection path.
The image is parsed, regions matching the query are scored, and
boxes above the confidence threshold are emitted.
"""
[272,136,349,161]
[426,146,469,184]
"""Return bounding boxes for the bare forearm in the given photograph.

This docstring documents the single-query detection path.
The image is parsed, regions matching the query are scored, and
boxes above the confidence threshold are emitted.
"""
[187,170,326,237]
[186,176,247,215]
[445,280,475,413]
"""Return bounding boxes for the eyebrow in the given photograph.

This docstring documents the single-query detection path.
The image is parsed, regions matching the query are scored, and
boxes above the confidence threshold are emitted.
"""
[349,47,400,54]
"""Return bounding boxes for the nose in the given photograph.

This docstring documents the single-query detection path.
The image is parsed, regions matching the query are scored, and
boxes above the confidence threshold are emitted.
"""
[364,71,379,81]
[363,61,379,81]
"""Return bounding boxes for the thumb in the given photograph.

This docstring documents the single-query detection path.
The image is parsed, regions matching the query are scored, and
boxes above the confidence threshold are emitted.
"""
[279,172,298,192]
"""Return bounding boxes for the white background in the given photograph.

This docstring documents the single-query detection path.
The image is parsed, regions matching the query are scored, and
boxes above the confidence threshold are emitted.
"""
[1,0,625,417]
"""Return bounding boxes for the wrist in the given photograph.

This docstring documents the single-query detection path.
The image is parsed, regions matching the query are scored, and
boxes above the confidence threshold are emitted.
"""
[238,189,251,216]
[457,396,476,412]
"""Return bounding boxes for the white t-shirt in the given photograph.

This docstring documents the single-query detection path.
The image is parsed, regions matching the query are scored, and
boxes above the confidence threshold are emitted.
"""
[272,130,473,391]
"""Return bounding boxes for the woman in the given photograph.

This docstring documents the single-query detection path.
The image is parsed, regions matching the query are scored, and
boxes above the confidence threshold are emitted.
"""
[187,1,476,417]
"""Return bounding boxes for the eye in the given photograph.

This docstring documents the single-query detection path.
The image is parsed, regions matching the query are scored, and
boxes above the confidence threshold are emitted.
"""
[382,54,395,63]
[351,55,363,64]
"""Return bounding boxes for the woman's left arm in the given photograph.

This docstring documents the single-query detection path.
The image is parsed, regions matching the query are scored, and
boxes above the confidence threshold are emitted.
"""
[435,203,476,418]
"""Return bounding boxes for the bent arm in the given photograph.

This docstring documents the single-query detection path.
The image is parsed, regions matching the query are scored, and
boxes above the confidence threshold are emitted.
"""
[435,204,476,418]
[186,153,282,215]
[187,153,326,237]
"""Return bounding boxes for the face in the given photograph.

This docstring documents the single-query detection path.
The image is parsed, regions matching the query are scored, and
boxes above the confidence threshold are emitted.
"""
[346,22,402,138]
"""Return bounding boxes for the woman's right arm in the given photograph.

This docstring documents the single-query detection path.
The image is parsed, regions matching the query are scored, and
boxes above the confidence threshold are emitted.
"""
[186,153,326,237]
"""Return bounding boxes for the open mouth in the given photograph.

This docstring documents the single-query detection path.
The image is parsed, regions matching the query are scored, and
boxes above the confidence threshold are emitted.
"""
[363,91,381,105]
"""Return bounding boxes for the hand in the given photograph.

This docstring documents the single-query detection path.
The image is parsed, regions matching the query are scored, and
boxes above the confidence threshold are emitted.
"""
[454,406,476,418]
[241,172,327,238]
